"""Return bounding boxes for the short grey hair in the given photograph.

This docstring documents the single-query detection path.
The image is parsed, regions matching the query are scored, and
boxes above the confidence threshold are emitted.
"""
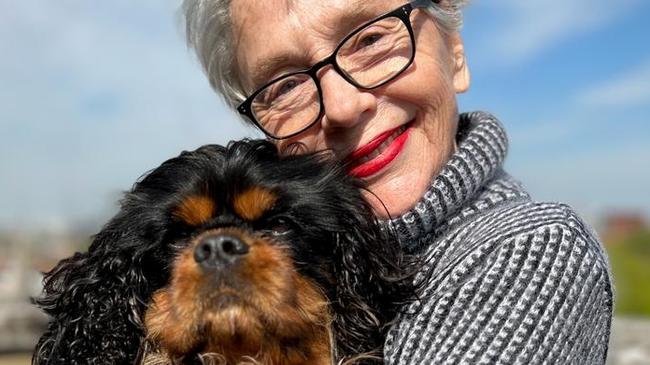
[182,0,469,111]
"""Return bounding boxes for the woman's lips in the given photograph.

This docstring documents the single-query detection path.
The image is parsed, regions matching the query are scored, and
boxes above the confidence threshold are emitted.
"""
[346,121,413,178]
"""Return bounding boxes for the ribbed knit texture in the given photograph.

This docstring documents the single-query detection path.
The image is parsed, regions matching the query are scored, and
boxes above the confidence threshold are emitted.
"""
[383,112,613,364]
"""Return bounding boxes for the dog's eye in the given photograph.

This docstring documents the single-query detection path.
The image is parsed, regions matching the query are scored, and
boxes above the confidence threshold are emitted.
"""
[264,216,293,236]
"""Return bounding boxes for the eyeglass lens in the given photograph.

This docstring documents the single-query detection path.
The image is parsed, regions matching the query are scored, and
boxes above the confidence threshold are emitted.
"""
[251,15,413,138]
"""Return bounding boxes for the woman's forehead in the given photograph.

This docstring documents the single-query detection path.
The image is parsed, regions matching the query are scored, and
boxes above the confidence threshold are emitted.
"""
[231,0,403,88]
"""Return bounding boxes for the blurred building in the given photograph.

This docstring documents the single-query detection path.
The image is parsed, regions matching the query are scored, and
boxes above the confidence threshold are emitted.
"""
[0,229,89,352]
[602,213,647,244]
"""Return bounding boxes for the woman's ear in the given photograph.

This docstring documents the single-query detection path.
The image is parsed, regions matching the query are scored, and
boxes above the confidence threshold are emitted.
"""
[449,32,470,94]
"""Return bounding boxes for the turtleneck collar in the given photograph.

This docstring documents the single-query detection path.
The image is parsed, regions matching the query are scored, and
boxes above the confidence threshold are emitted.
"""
[385,111,529,252]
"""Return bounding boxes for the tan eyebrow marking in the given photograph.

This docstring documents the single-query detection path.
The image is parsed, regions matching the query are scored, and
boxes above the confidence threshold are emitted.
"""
[233,186,278,221]
[173,195,216,226]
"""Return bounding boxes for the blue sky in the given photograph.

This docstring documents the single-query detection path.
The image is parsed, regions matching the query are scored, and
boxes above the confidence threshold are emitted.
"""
[1,0,649,232]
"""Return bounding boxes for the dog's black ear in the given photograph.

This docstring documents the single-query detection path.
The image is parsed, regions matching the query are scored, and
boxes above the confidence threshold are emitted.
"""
[329,196,414,362]
[32,144,227,365]
[32,204,171,365]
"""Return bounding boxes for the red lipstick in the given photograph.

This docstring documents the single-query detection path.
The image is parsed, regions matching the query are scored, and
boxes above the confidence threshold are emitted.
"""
[346,122,412,178]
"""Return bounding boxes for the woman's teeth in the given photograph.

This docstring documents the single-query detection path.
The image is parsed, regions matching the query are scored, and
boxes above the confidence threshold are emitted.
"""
[356,124,408,165]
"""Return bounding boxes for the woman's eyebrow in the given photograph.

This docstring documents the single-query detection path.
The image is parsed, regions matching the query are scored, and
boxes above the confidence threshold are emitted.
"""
[335,3,383,35]
[250,54,295,88]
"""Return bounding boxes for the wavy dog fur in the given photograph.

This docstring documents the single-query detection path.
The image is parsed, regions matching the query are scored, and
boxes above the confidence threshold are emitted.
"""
[33,140,415,364]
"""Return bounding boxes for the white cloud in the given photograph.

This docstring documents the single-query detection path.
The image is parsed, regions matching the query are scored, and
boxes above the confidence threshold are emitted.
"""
[507,55,650,147]
[469,0,645,67]
[576,58,650,107]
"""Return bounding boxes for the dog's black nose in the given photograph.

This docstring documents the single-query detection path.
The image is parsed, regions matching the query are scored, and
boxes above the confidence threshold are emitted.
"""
[194,234,249,268]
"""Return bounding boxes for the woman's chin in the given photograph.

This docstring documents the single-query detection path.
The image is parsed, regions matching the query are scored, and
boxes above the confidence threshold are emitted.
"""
[362,176,430,219]
[361,145,439,219]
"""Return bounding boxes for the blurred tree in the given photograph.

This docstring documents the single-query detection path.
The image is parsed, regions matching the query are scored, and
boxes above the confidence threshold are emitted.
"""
[606,230,650,316]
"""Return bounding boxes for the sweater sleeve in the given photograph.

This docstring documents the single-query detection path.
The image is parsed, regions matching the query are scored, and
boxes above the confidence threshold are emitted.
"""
[384,205,613,365]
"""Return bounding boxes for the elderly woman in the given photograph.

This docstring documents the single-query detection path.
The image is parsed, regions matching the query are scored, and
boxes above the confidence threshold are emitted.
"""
[183,0,613,363]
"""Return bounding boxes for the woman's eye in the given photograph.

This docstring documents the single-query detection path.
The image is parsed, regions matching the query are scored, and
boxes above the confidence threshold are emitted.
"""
[269,78,303,103]
[358,33,383,49]
[277,80,299,96]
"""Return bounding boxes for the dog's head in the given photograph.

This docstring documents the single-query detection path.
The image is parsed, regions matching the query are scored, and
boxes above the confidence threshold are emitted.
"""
[135,140,410,363]
[34,140,411,365]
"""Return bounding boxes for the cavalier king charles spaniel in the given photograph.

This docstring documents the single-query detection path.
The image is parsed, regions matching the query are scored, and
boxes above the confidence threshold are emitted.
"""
[33,140,414,365]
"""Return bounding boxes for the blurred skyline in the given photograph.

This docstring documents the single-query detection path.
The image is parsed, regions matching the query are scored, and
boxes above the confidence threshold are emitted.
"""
[1,0,649,233]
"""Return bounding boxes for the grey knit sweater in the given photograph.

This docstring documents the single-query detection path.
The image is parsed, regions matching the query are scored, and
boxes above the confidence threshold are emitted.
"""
[383,112,613,364]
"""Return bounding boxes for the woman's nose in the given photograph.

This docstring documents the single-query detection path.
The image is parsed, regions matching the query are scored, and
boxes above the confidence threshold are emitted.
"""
[318,68,377,131]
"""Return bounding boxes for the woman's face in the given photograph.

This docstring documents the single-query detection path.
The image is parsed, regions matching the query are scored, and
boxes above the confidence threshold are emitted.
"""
[231,0,469,217]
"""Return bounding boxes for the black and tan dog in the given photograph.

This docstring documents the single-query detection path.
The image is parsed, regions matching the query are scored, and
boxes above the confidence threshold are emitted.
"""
[33,140,413,365]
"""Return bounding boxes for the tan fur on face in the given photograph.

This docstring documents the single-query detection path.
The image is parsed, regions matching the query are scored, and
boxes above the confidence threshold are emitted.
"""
[144,244,204,355]
[173,195,216,226]
[144,228,333,365]
[233,187,277,221]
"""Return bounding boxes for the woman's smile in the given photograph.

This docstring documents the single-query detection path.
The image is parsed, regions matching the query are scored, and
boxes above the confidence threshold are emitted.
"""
[346,120,413,178]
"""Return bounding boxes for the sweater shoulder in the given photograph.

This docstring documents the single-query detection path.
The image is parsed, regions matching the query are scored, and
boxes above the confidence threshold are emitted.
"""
[419,200,611,292]
[486,201,610,276]
[452,200,605,258]
[386,202,614,364]
[469,200,596,238]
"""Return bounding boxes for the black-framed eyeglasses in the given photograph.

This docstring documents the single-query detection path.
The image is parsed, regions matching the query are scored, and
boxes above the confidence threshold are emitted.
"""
[237,0,437,140]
